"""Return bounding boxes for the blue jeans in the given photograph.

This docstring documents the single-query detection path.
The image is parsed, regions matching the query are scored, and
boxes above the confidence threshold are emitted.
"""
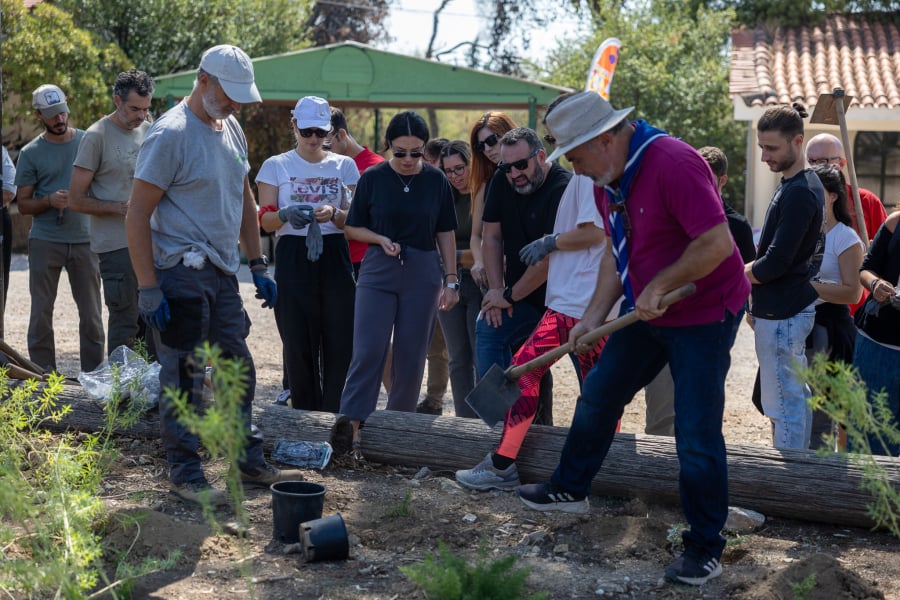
[552,311,739,560]
[753,304,816,449]
[155,263,266,485]
[853,333,900,457]
[437,269,482,418]
[475,300,543,378]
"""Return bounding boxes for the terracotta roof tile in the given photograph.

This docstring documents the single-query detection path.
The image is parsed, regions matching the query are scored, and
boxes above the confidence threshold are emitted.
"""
[730,14,900,109]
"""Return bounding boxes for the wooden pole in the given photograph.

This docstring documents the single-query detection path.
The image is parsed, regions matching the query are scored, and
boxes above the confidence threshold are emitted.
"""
[26,386,900,530]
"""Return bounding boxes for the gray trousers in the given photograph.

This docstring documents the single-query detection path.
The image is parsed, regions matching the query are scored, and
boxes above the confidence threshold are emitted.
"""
[27,238,104,372]
[340,246,442,421]
[98,247,143,355]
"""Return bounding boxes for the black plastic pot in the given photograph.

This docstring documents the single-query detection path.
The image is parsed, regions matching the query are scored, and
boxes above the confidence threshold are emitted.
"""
[270,481,325,544]
[300,513,349,562]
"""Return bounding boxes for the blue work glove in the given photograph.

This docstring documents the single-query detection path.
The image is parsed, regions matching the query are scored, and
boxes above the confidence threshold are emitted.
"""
[519,234,559,266]
[306,219,323,262]
[138,285,171,331]
[278,205,314,229]
[251,266,277,309]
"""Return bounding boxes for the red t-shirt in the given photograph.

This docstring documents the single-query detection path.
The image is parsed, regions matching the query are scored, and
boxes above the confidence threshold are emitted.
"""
[349,147,385,264]
[846,184,888,315]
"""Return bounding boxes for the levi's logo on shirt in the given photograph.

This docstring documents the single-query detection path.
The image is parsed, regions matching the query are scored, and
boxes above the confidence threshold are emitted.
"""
[288,177,341,204]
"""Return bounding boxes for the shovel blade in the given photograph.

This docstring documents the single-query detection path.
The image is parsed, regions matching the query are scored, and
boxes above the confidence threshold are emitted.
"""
[810,92,854,125]
[465,363,522,428]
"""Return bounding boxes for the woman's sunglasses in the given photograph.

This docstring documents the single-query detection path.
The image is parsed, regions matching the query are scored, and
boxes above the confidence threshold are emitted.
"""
[476,133,499,152]
[392,148,424,158]
[299,128,328,138]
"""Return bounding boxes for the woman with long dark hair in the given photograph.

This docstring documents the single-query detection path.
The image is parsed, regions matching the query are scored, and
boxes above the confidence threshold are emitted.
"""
[340,110,459,451]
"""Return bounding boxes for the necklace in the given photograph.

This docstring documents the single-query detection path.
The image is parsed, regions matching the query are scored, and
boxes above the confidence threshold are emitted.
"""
[393,168,419,193]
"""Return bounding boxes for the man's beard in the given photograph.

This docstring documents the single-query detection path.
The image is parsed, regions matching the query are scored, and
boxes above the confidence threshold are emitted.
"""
[202,88,233,120]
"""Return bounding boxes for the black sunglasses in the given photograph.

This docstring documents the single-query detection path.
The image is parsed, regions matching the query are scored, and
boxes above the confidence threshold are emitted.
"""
[392,148,424,158]
[497,148,539,174]
[299,128,328,138]
[476,133,500,152]
[543,134,557,145]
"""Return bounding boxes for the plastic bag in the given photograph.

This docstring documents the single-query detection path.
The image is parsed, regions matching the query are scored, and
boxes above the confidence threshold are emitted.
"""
[272,440,333,470]
[78,345,161,411]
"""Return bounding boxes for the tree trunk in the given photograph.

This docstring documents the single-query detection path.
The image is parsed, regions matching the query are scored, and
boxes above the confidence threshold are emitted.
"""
[30,385,900,530]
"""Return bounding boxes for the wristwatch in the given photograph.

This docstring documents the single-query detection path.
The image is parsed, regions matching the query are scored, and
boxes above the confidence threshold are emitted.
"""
[445,282,460,292]
[249,255,268,268]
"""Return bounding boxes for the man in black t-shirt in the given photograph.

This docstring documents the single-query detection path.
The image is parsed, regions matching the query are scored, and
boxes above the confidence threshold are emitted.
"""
[477,127,571,424]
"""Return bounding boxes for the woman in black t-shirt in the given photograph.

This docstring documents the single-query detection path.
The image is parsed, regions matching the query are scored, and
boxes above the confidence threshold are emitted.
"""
[340,111,458,453]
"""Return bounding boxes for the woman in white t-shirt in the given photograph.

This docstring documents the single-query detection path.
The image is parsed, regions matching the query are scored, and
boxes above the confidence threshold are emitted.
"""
[808,165,864,449]
[257,96,360,413]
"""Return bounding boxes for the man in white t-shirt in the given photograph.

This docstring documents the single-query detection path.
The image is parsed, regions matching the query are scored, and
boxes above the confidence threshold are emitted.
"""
[71,70,154,355]
[457,173,616,490]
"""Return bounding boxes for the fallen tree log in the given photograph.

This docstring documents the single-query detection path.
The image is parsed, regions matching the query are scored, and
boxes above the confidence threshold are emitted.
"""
[22,384,900,530]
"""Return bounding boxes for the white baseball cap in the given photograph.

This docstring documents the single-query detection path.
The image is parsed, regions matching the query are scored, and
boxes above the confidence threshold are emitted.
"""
[292,96,332,131]
[32,84,70,117]
[199,45,262,104]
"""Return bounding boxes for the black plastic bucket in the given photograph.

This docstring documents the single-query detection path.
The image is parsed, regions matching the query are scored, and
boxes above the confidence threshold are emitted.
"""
[270,481,325,544]
[300,513,349,562]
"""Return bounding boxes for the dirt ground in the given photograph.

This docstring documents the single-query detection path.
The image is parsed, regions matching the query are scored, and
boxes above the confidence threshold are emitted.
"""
[4,256,899,599]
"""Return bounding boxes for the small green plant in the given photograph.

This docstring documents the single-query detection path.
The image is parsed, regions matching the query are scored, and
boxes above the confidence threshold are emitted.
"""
[384,489,415,518]
[789,572,817,600]
[400,539,547,600]
[666,523,688,552]
[804,355,900,537]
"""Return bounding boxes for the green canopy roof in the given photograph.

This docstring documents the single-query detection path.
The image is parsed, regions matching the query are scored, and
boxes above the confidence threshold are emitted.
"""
[152,41,571,127]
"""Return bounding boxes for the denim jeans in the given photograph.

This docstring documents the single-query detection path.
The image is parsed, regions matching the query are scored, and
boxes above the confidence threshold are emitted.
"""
[853,333,900,457]
[475,300,543,378]
[552,311,739,560]
[437,270,482,418]
[753,304,816,449]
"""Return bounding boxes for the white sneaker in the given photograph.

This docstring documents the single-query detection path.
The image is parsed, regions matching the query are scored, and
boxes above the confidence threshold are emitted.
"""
[456,453,520,491]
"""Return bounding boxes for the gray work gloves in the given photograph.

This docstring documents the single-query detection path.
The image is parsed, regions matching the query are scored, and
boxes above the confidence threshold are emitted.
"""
[138,285,171,331]
[306,219,323,262]
[519,234,559,266]
[279,205,314,229]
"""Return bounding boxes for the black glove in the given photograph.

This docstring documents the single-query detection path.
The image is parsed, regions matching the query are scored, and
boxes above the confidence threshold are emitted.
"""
[138,285,171,331]
[519,234,558,266]
[279,205,314,229]
[306,219,323,261]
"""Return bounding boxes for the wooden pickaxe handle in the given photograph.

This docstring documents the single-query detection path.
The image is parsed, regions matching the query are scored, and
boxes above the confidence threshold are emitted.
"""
[507,283,697,380]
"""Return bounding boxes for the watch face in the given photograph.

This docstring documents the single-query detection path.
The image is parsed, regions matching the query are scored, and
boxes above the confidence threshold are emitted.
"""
[446,283,460,291]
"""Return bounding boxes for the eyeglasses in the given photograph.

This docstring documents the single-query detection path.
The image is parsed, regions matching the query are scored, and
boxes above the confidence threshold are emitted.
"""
[299,128,328,138]
[392,148,424,158]
[476,133,500,152]
[807,156,841,166]
[443,164,467,177]
[497,148,540,174]
[543,134,556,145]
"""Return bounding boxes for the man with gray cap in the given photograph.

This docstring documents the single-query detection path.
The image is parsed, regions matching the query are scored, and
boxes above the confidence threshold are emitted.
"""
[126,44,303,506]
[15,84,105,373]
[516,92,750,586]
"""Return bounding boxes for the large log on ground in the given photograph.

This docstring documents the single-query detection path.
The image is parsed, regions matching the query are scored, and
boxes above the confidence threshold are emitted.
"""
[25,384,900,529]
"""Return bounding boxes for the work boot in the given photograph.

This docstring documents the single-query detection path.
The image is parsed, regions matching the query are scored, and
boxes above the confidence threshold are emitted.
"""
[240,463,305,489]
[170,478,227,507]
[415,397,443,415]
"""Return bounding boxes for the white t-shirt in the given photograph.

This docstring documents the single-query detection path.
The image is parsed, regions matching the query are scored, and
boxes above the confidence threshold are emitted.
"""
[255,150,360,237]
[817,221,863,284]
[547,175,622,319]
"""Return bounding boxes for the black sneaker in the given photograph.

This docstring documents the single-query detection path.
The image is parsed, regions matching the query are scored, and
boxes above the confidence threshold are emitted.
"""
[170,479,227,507]
[665,551,722,585]
[240,463,305,488]
[516,482,590,514]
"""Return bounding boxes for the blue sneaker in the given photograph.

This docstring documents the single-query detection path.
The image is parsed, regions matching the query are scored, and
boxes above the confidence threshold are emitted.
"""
[516,482,590,514]
[274,389,290,406]
[665,550,722,585]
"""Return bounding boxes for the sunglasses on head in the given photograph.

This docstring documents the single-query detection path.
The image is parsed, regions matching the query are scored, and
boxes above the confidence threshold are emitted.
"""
[497,148,540,174]
[299,128,329,138]
[392,148,424,158]
[543,134,557,145]
[476,133,500,152]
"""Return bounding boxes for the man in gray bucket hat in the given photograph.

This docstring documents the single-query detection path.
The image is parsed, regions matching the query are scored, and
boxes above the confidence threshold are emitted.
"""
[516,91,750,587]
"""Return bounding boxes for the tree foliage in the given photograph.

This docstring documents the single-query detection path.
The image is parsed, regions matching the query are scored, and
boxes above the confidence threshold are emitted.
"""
[541,0,748,209]
[56,0,314,76]
[305,0,391,47]
[690,0,900,27]
[1,0,131,133]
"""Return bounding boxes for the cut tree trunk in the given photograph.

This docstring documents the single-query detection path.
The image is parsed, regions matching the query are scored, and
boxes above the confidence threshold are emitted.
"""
[22,384,900,530]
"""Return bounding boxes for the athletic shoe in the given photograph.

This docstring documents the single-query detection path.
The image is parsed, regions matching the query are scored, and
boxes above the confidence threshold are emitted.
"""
[516,481,590,514]
[456,453,520,491]
[240,463,305,488]
[664,551,723,585]
[274,389,290,406]
[170,479,227,507]
[415,398,443,415]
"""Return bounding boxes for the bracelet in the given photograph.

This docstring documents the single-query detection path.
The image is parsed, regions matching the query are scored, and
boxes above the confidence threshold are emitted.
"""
[870,278,880,293]
[443,272,458,281]
[331,207,340,222]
